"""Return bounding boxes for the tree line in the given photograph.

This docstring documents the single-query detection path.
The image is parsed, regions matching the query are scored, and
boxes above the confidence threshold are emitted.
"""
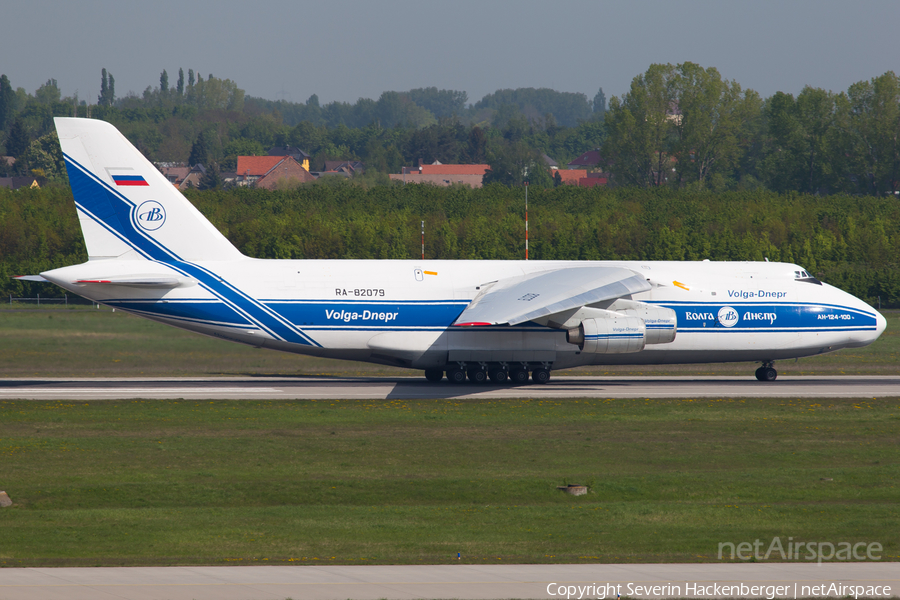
[3,184,898,307]
[604,63,900,196]
[1,64,897,195]
[0,69,604,183]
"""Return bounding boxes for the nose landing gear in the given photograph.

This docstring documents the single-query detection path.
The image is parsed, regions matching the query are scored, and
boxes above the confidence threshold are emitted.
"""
[755,361,777,381]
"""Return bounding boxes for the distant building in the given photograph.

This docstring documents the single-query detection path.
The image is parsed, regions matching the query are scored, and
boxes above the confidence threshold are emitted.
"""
[221,171,238,187]
[553,169,587,185]
[390,162,490,187]
[0,176,39,190]
[567,149,608,171]
[237,155,315,188]
[235,156,283,186]
[158,164,190,187]
[579,172,609,187]
[268,146,311,171]
[178,164,206,190]
[321,160,365,176]
[255,156,316,190]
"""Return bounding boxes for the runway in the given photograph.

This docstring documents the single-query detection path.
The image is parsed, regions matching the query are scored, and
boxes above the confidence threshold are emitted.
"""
[0,562,896,600]
[0,375,898,400]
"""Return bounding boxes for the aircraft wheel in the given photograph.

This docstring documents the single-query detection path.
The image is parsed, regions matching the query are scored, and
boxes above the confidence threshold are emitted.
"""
[447,367,467,384]
[424,368,444,383]
[488,368,508,384]
[467,368,487,384]
[532,368,551,384]
[755,366,777,381]
[509,367,529,384]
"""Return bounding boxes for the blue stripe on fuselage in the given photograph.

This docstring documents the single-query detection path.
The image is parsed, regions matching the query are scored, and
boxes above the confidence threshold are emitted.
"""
[656,301,878,332]
[266,301,468,328]
[102,299,472,331]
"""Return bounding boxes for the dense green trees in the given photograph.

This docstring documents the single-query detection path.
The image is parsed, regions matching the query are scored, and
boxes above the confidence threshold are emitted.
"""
[602,64,900,195]
[3,184,899,307]
[0,74,14,131]
[760,87,837,193]
[98,68,115,107]
[604,63,762,189]
[404,87,468,118]
[474,88,595,127]
[837,71,900,196]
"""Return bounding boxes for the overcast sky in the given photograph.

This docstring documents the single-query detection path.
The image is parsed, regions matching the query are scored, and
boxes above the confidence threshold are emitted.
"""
[3,0,898,107]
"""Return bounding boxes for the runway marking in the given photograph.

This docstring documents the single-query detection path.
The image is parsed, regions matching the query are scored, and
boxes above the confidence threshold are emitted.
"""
[0,387,282,394]
[1,377,898,400]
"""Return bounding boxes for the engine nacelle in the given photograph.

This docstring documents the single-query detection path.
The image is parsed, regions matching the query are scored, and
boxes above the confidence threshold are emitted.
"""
[566,316,645,354]
[611,302,677,345]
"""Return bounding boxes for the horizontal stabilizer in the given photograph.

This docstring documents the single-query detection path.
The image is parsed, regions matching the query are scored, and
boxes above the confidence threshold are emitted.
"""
[13,275,49,282]
[453,266,651,326]
[73,276,194,288]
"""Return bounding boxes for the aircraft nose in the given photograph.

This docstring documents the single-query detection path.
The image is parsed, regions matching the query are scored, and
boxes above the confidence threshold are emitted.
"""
[874,309,887,339]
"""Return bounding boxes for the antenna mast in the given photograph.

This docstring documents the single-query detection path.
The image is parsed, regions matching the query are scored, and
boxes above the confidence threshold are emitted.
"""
[525,182,529,260]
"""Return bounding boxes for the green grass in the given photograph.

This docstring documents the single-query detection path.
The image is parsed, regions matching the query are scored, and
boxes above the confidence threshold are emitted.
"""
[1,304,898,377]
[1,396,898,566]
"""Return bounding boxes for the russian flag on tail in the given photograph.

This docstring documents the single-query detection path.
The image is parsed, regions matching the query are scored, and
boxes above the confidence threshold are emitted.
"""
[112,174,149,186]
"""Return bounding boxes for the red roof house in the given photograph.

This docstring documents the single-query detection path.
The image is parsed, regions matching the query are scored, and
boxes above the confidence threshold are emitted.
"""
[553,169,587,185]
[236,156,284,178]
[567,149,605,170]
[254,156,315,190]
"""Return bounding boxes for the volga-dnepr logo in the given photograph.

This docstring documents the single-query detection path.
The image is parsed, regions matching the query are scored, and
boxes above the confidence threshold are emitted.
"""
[717,306,739,327]
[136,201,166,231]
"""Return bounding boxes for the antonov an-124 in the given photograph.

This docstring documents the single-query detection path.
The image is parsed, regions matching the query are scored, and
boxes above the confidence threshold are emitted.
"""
[24,118,887,384]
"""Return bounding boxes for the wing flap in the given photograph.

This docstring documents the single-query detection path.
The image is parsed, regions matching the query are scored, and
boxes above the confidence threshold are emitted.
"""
[453,266,651,327]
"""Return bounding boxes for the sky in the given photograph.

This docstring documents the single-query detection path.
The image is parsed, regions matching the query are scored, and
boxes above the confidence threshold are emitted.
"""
[3,0,898,107]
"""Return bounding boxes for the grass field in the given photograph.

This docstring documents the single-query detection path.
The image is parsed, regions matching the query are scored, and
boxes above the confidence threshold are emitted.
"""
[1,395,898,566]
[1,304,898,377]
[1,305,897,568]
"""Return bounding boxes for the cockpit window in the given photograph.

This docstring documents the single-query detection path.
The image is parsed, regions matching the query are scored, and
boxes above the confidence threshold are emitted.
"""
[794,268,821,285]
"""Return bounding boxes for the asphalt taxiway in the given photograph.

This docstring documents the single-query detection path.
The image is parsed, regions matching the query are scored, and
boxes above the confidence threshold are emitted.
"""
[0,375,898,400]
[0,562,897,600]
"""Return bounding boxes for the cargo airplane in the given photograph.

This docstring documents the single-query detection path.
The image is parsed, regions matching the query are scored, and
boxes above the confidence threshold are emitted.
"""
[23,118,887,384]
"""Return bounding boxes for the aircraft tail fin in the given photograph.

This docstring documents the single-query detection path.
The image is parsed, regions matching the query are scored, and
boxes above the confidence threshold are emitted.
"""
[55,117,243,263]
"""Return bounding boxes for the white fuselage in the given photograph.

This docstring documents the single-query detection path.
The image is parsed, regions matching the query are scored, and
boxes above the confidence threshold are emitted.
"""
[44,258,886,371]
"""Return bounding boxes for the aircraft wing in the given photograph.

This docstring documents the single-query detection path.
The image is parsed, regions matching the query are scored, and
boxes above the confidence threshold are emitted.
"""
[453,266,651,327]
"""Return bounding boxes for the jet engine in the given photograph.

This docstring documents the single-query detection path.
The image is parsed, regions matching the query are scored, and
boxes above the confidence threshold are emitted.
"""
[609,301,677,345]
[563,301,677,354]
[566,315,646,354]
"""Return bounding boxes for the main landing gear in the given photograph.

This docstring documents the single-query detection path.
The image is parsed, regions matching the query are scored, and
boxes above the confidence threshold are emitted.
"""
[425,364,552,385]
[755,361,777,382]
